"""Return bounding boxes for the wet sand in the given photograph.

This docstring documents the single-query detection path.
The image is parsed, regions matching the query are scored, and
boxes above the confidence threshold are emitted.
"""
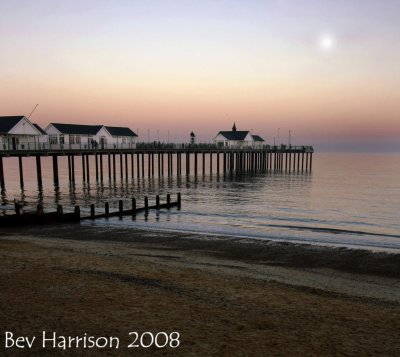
[1,224,400,356]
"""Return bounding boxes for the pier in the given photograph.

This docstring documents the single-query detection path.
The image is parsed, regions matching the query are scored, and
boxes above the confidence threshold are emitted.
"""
[0,144,313,190]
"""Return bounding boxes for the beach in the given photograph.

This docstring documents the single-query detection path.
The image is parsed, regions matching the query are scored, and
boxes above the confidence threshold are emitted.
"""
[1,224,400,356]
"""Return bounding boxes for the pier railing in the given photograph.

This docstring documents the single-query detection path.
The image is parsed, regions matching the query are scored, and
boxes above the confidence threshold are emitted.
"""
[0,141,313,153]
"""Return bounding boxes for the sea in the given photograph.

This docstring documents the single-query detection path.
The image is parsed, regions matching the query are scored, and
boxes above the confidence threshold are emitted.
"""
[1,153,399,251]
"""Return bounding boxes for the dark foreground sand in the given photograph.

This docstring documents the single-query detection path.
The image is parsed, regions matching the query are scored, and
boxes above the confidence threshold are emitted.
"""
[1,224,400,356]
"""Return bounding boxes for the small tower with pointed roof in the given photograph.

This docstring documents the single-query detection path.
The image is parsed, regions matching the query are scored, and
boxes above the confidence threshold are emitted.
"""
[232,122,237,132]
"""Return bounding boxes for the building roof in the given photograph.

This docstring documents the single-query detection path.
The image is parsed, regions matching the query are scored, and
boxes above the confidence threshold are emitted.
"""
[50,123,103,135]
[251,134,265,142]
[0,116,25,134]
[104,126,137,137]
[217,130,250,141]
[33,124,46,135]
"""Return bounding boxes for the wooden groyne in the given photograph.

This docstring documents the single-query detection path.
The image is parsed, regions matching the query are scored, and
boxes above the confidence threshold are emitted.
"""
[0,145,313,190]
[0,193,181,227]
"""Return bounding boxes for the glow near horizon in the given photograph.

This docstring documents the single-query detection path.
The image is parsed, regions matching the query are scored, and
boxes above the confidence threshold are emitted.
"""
[0,0,399,151]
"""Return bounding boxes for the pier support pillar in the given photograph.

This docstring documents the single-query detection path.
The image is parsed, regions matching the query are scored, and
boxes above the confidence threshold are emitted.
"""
[67,155,71,182]
[86,155,90,182]
[71,155,75,183]
[35,156,42,187]
[95,154,99,181]
[52,155,59,186]
[108,154,111,180]
[18,156,24,187]
[0,156,5,190]
[82,154,86,181]
[136,153,140,178]
[125,153,129,179]
[120,154,124,179]
[100,154,103,181]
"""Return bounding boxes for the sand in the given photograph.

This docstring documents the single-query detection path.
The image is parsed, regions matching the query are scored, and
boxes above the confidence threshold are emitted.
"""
[1,224,400,356]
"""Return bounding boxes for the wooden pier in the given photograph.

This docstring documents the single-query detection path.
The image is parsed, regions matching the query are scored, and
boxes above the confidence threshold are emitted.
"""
[0,194,181,227]
[0,145,313,190]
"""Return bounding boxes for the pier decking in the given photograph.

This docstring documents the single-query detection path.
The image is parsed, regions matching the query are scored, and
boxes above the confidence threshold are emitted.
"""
[0,144,313,190]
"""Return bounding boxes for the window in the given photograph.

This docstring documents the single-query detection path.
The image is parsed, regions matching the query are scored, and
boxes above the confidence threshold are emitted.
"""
[59,135,65,145]
[69,135,75,144]
[76,135,81,144]
[49,135,58,144]
[122,137,127,144]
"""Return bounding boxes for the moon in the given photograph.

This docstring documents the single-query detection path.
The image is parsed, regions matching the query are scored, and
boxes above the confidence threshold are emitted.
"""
[318,34,336,51]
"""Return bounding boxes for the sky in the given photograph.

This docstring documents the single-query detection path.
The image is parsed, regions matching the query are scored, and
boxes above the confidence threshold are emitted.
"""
[1,0,399,151]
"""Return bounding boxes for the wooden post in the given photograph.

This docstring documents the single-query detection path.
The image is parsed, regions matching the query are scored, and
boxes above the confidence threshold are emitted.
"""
[108,153,111,180]
[177,192,181,208]
[148,152,151,177]
[156,195,160,209]
[113,154,116,180]
[170,153,173,175]
[95,154,99,181]
[223,153,226,174]
[151,153,154,177]
[141,153,145,177]
[36,204,44,215]
[167,153,171,177]
[202,152,205,175]
[297,152,300,172]
[158,153,161,177]
[119,200,123,215]
[71,155,75,182]
[131,154,134,178]
[210,153,213,174]
[105,202,109,217]
[309,153,313,171]
[125,153,128,179]
[217,152,220,173]
[167,193,171,207]
[74,205,80,219]
[161,153,164,176]
[177,153,180,176]
[292,152,296,171]
[120,153,124,179]
[36,156,42,187]
[52,155,59,186]
[82,154,86,181]
[86,155,90,182]
[194,153,198,175]
[301,152,304,172]
[15,202,21,215]
[67,155,71,182]
[57,205,63,216]
[144,196,149,212]
[305,153,309,172]
[18,156,24,187]
[100,154,103,181]
[0,156,4,190]
[136,152,140,178]
[132,198,136,212]
[186,153,190,175]
[90,204,95,219]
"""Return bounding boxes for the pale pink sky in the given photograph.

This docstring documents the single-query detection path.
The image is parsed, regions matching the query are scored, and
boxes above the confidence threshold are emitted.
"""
[1,0,399,151]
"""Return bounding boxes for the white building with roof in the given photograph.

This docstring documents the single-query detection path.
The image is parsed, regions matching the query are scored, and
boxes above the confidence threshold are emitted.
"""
[0,116,45,150]
[45,123,138,149]
[214,123,265,148]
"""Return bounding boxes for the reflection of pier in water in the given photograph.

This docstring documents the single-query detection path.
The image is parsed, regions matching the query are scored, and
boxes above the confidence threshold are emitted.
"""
[0,146,313,192]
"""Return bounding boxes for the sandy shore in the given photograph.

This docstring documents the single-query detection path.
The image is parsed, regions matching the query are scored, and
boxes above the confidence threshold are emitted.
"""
[1,224,400,356]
